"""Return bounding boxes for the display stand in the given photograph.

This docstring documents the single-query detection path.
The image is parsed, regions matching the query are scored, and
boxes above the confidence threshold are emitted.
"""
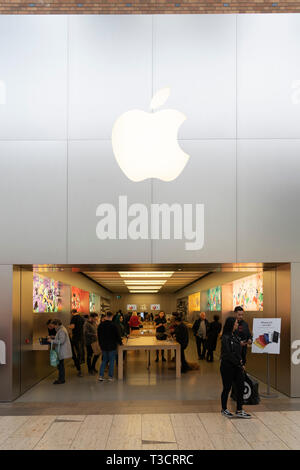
[260,353,278,398]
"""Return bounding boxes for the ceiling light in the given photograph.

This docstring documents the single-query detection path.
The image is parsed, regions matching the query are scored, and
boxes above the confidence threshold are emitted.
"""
[129,290,159,293]
[119,271,173,278]
[124,280,166,285]
[126,285,163,290]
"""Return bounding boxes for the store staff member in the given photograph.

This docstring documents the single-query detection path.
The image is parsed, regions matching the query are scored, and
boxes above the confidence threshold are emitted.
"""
[234,306,252,365]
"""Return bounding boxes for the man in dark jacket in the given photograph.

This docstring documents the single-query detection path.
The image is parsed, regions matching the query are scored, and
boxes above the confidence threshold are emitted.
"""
[98,311,122,382]
[173,314,190,373]
[192,312,209,360]
[234,306,252,365]
[69,309,85,377]
[206,315,222,362]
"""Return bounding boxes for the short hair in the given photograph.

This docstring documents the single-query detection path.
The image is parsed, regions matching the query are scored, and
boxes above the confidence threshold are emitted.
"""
[71,309,77,314]
[46,319,53,325]
[213,315,220,322]
[174,313,183,322]
[234,306,244,312]
[90,313,98,319]
[106,311,113,318]
[51,319,62,326]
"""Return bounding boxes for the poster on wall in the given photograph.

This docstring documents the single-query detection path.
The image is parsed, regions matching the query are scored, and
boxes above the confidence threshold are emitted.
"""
[233,273,263,311]
[127,304,137,311]
[251,318,281,354]
[207,286,221,311]
[33,274,64,312]
[72,287,89,314]
[140,304,148,311]
[188,292,200,313]
[89,293,100,313]
[150,304,160,311]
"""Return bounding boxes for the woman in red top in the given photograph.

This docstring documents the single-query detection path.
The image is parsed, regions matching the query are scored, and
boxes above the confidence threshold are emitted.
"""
[129,311,140,331]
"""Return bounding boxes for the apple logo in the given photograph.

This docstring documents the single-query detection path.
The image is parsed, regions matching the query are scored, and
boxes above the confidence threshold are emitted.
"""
[111,88,190,182]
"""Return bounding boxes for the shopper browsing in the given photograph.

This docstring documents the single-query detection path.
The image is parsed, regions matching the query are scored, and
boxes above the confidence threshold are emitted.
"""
[192,312,209,360]
[234,306,252,365]
[220,317,251,419]
[48,319,72,385]
[69,309,85,377]
[129,311,140,331]
[206,315,222,362]
[173,314,190,373]
[155,311,167,362]
[97,311,123,382]
[84,313,100,375]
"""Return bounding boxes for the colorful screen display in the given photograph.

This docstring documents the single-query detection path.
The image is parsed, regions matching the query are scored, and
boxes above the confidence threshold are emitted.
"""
[127,304,137,311]
[188,292,200,313]
[233,273,263,311]
[89,292,100,313]
[72,286,90,314]
[33,274,63,312]
[207,286,221,311]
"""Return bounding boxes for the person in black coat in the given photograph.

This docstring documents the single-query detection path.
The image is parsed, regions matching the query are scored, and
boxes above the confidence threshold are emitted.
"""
[234,306,252,365]
[220,317,252,419]
[206,315,222,362]
[97,311,123,381]
[173,314,190,373]
[192,312,209,360]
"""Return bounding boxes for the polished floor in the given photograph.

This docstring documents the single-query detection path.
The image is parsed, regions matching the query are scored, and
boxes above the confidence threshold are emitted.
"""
[1,411,300,450]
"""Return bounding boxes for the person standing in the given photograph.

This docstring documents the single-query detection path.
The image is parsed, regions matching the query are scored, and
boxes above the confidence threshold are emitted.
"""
[173,314,190,373]
[234,306,252,365]
[220,316,251,419]
[129,311,140,331]
[192,312,209,360]
[98,311,123,382]
[155,311,167,362]
[206,315,222,362]
[48,319,72,385]
[69,309,85,377]
[84,313,100,375]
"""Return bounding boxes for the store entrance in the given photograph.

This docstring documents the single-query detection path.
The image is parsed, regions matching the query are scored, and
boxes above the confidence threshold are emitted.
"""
[13,263,291,404]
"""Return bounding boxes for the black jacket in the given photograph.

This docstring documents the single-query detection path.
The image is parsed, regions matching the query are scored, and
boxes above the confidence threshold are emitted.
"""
[192,318,209,337]
[220,333,243,367]
[97,320,122,351]
[206,320,222,350]
[174,323,189,350]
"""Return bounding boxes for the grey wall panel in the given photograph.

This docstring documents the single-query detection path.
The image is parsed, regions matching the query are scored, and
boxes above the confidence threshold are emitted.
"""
[68,15,152,140]
[68,140,152,263]
[151,140,236,263]
[0,16,67,140]
[237,140,300,262]
[237,14,300,139]
[153,15,236,139]
[0,141,67,264]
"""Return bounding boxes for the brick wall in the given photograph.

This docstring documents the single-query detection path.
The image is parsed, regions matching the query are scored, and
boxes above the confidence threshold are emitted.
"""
[0,1,299,15]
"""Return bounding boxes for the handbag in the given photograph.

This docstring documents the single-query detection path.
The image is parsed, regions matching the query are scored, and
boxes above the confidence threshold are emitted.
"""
[91,341,101,355]
[50,342,59,367]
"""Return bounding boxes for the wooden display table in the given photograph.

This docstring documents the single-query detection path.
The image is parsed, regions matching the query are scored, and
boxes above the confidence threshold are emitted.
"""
[129,327,156,337]
[117,336,181,380]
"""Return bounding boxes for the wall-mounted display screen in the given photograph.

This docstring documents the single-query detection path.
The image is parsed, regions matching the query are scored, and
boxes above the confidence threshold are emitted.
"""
[233,273,263,311]
[207,286,221,311]
[150,304,160,311]
[33,274,63,313]
[72,286,90,314]
[188,292,200,313]
[127,304,137,311]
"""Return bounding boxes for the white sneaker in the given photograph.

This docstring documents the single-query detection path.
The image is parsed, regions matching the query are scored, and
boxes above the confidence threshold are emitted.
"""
[107,377,114,382]
[98,376,105,382]
[235,410,252,419]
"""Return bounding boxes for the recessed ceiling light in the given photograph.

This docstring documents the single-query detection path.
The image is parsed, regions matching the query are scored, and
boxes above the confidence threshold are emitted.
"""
[129,290,159,293]
[124,280,166,285]
[119,271,173,278]
[127,286,163,291]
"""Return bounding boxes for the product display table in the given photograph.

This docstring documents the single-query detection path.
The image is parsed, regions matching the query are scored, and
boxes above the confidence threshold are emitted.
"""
[117,336,181,380]
[129,327,156,337]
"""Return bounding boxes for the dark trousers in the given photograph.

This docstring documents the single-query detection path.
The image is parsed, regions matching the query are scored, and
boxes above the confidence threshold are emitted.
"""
[86,344,99,372]
[156,350,165,358]
[241,346,248,365]
[220,362,244,411]
[181,347,189,372]
[206,348,214,361]
[72,340,82,371]
[57,359,65,382]
[196,336,206,358]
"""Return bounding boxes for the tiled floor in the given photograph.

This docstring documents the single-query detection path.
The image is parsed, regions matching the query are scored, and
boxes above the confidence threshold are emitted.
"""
[0,411,299,450]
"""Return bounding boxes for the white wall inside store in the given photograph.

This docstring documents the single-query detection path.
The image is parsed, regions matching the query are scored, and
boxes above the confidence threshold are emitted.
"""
[111,293,177,315]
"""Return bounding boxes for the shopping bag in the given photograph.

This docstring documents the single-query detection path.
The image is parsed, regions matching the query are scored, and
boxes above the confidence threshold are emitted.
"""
[50,343,59,367]
[231,372,260,405]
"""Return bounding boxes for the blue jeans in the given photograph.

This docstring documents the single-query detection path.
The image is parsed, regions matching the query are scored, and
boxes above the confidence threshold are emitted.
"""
[100,350,116,378]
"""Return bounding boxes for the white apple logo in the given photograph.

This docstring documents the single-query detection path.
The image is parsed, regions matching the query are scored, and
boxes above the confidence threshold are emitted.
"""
[111,88,190,182]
